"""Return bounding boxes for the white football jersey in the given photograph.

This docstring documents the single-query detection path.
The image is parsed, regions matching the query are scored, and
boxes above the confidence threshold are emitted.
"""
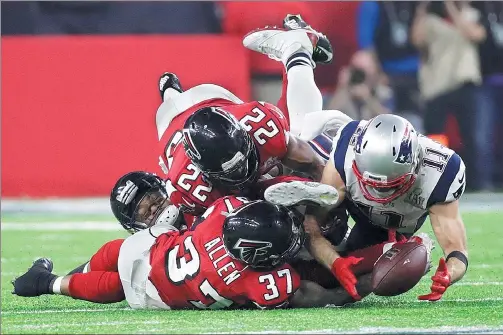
[331,120,466,234]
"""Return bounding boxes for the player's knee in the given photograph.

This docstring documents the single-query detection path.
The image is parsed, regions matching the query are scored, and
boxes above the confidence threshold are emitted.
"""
[89,239,124,272]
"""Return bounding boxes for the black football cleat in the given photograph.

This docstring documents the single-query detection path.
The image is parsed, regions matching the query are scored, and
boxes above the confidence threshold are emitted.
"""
[283,14,333,64]
[159,72,183,101]
[12,258,57,297]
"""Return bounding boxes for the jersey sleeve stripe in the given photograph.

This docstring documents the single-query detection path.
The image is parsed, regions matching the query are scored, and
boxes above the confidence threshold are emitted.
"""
[333,121,359,184]
[308,134,332,160]
[427,152,461,207]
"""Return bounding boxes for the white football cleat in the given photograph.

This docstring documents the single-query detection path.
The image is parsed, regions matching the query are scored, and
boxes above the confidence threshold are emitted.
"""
[243,27,318,63]
[264,181,339,207]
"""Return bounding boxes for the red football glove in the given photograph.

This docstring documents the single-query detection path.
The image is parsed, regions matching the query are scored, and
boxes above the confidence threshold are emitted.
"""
[331,256,364,301]
[418,258,451,301]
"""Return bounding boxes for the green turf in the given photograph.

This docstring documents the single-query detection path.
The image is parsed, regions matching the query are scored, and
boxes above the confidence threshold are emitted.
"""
[2,212,503,334]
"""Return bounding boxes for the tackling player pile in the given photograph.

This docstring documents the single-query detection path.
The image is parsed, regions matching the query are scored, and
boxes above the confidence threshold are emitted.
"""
[12,14,469,310]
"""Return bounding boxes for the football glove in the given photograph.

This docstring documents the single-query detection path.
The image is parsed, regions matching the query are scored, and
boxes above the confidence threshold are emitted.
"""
[418,257,451,301]
[331,256,363,301]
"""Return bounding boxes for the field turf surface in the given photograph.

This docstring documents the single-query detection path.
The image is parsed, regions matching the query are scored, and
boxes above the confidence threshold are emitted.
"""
[1,211,502,334]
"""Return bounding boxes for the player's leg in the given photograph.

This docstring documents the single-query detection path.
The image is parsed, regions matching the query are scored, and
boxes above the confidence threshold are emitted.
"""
[159,72,184,102]
[12,258,125,303]
[243,21,324,136]
[67,238,124,275]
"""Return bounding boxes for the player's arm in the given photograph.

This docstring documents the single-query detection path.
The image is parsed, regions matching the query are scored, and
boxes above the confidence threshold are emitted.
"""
[420,153,468,301]
[429,199,468,283]
[303,158,348,268]
[301,163,361,300]
[289,274,372,308]
[281,134,326,181]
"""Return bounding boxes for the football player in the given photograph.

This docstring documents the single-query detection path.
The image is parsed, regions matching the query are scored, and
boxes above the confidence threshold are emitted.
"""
[65,171,183,275]
[110,171,183,233]
[12,196,372,309]
[155,15,336,218]
[263,113,468,302]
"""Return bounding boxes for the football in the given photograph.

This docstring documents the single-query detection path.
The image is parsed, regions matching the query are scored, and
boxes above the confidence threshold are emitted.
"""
[371,242,427,296]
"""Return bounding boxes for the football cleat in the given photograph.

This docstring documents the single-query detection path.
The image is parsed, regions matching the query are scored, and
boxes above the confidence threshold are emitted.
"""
[283,14,333,64]
[158,72,183,101]
[12,258,56,297]
[264,180,339,207]
[243,27,318,65]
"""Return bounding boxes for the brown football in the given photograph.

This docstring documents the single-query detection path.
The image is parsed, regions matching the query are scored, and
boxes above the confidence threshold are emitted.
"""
[371,242,427,296]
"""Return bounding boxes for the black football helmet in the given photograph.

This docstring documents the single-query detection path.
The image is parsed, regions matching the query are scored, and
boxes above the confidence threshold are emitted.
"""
[222,200,306,269]
[110,171,170,234]
[182,107,260,190]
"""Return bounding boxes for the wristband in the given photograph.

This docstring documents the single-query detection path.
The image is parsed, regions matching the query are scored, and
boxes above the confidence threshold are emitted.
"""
[446,251,468,269]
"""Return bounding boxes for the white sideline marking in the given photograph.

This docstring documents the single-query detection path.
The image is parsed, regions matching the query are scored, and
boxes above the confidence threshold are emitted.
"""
[471,263,503,269]
[1,307,133,315]
[3,297,503,316]
[1,222,121,231]
[455,282,503,286]
[204,326,503,335]
[7,320,162,330]
[412,297,503,302]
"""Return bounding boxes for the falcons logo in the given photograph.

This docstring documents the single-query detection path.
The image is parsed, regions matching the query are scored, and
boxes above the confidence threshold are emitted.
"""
[233,239,272,264]
[182,129,201,160]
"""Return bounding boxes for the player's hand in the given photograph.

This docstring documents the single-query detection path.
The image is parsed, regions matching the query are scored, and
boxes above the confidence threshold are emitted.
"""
[331,256,363,300]
[418,258,451,301]
[388,229,407,244]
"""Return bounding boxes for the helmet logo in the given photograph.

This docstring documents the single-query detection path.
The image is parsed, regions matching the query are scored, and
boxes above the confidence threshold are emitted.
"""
[395,125,413,165]
[354,124,369,154]
[116,180,138,205]
[182,129,202,160]
[233,238,272,264]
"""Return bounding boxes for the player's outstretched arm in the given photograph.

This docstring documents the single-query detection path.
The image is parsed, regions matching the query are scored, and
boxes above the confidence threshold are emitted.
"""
[419,200,468,301]
[304,213,363,301]
[282,134,326,181]
[429,200,468,283]
[301,159,348,269]
[289,274,372,308]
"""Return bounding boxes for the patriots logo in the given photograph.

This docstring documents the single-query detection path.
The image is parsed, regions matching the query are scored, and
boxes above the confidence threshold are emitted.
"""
[394,125,413,165]
[353,124,369,154]
[233,238,272,264]
[182,129,201,160]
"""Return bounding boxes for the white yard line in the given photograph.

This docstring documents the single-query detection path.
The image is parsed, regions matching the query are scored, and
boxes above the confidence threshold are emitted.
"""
[4,320,503,335]
[1,222,121,231]
[455,282,503,286]
[2,194,503,215]
[210,326,503,335]
[1,307,133,315]
[3,297,503,317]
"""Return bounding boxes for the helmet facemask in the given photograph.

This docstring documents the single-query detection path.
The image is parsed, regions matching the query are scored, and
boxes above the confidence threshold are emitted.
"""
[202,135,260,191]
[352,160,417,204]
[125,187,171,233]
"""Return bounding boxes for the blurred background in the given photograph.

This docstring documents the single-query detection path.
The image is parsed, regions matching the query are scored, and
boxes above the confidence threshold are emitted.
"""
[2,0,503,202]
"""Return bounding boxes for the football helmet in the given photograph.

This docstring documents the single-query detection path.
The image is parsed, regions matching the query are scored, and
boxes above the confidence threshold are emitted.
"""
[110,171,179,233]
[222,200,305,269]
[182,107,260,190]
[352,114,420,204]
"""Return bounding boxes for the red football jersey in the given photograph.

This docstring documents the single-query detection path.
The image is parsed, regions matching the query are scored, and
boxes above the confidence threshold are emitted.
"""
[148,196,301,310]
[158,98,290,216]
